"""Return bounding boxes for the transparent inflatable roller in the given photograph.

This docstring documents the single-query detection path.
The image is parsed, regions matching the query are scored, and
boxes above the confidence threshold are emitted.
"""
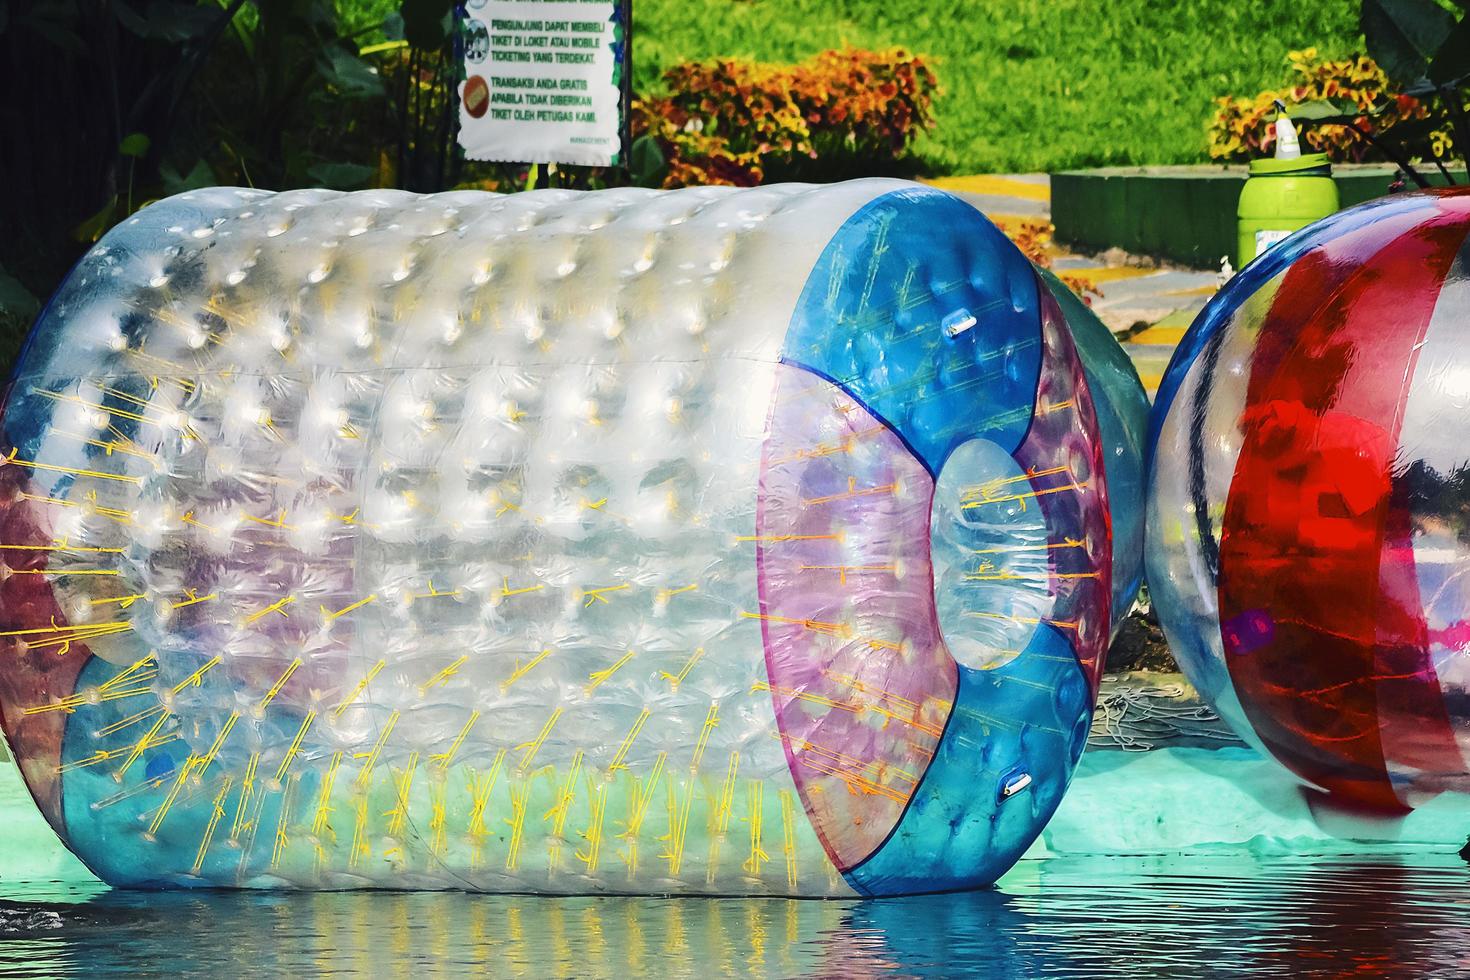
[0,180,1144,894]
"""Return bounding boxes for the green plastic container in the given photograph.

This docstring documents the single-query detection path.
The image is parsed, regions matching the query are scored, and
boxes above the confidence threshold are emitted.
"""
[1236,152,1339,267]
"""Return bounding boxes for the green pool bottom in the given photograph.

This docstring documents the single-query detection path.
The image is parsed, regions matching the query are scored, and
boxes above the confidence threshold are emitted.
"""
[1038,744,1469,859]
[4,741,1466,890]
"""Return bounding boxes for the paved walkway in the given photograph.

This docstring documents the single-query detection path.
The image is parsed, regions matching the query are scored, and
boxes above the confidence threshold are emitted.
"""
[924,174,1219,398]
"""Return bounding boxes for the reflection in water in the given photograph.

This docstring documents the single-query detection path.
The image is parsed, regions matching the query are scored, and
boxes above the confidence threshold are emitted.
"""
[1,856,1469,977]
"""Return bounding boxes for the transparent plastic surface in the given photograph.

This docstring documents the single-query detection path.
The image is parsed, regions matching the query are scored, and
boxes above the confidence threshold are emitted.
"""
[1039,269,1149,634]
[0,181,1115,893]
[1146,188,1470,810]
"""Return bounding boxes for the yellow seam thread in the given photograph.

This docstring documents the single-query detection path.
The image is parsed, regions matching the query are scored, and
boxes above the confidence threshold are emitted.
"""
[780,789,798,891]
[321,593,377,623]
[98,652,157,691]
[500,648,552,692]
[2,447,141,485]
[244,596,295,625]
[354,710,400,790]
[258,659,302,711]
[607,708,650,773]
[741,780,768,875]
[691,703,718,772]
[196,712,241,777]
[621,751,666,878]
[506,779,530,872]
[332,660,385,718]
[660,648,704,691]
[516,707,562,774]
[385,751,419,838]
[312,751,344,839]
[114,711,173,778]
[585,650,635,695]
[148,754,199,836]
[430,711,480,770]
[544,750,584,871]
[275,710,317,782]
[270,774,298,869]
[171,656,220,694]
[468,749,506,872]
[192,775,235,873]
[578,775,608,872]
[231,752,262,842]
[95,704,164,738]
[419,655,467,695]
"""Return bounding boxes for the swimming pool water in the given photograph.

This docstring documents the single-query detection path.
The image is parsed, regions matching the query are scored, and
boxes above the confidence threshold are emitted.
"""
[0,854,1467,977]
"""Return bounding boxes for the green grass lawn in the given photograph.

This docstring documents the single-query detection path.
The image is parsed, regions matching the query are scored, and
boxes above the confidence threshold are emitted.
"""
[631,0,1362,174]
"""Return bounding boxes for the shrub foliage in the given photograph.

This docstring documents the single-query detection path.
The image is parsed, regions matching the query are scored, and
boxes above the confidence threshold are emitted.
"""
[1206,48,1446,163]
[633,48,938,188]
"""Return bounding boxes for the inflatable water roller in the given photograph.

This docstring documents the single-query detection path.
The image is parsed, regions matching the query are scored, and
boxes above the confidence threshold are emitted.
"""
[0,180,1145,894]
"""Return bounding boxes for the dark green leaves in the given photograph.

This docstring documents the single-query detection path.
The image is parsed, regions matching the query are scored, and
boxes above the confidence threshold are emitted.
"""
[320,43,385,99]
[119,133,152,158]
[1428,13,1470,85]
[400,0,453,52]
[0,265,39,321]
[7,0,85,54]
[113,0,221,43]
[1361,0,1458,84]
[160,159,217,195]
[628,135,668,187]
[1348,1,1469,181]
[73,198,120,245]
[307,161,377,188]
[1287,99,1368,123]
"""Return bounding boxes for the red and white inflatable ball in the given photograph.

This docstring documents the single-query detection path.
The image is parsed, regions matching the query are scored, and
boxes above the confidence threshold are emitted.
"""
[1148,188,1470,810]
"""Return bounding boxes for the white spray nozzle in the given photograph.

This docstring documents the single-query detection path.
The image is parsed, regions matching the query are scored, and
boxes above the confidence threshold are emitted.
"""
[1273,101,1301,160]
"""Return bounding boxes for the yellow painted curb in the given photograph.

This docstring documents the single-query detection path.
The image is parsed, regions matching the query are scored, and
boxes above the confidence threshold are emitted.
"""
[1062,266,1160,286]
[1160,284,1218,298]
[923,175,1051,202]
[985,213,1048,228]
[1128,326,1188,345]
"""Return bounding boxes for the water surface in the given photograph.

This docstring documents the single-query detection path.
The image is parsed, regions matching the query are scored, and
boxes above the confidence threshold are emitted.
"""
[1,854,1468,977]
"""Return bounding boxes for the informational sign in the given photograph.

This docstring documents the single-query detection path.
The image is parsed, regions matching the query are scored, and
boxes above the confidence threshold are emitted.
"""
[457,0,629,167]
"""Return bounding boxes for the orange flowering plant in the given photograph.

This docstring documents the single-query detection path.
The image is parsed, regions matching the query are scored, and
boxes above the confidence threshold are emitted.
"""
[632,48,939,188]
[1004,219,1100,302]
[1206,49,1434,163]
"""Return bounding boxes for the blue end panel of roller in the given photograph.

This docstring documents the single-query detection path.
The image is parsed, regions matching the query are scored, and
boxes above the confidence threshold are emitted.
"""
[780,188,1085,895]
[844,626,1091,896]
[781,188,1043,474]
[62,655,298,888]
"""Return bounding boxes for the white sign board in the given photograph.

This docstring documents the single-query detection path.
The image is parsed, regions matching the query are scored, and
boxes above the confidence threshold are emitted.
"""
[457,0,626,167]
